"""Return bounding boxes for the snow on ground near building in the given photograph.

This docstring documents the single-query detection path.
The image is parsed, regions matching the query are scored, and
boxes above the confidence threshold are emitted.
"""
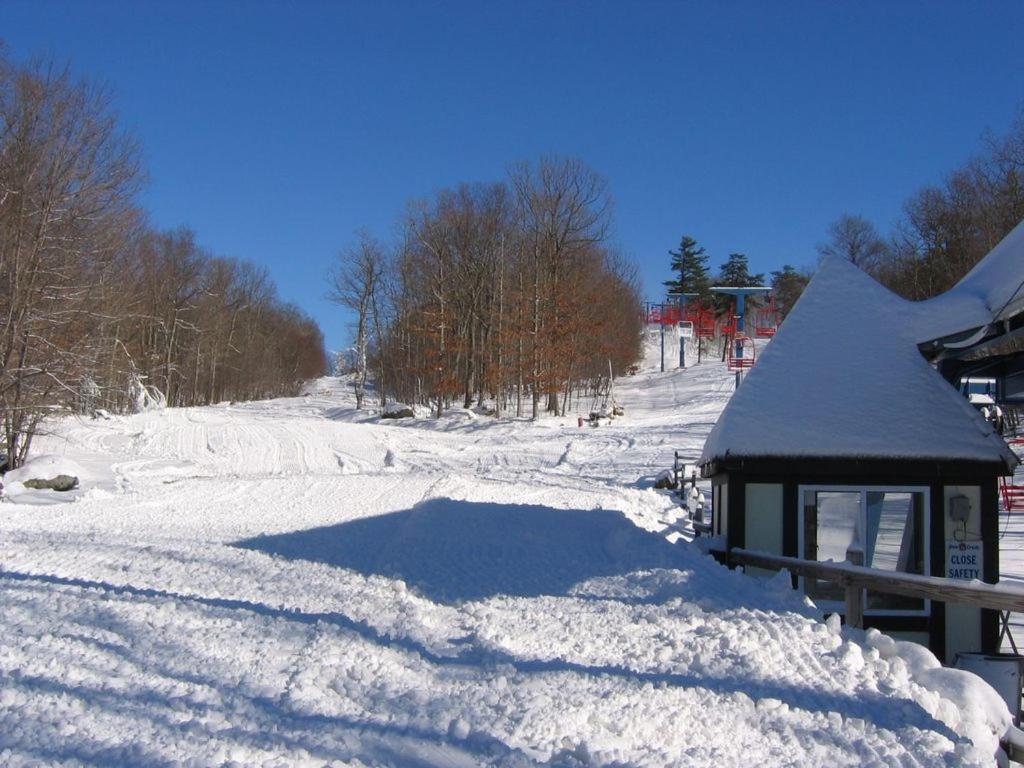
[999,451,1024,652]
[0,333,1016,766]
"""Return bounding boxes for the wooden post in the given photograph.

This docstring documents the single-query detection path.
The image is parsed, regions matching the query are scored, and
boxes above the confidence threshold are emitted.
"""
[844,579,864,629]
[844,548,864,629]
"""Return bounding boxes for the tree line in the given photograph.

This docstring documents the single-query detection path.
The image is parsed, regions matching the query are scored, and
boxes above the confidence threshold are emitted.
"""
[0,52,327,468]
[329,157,644,419]
[819,113,1024,302]
[666,113,1024,334]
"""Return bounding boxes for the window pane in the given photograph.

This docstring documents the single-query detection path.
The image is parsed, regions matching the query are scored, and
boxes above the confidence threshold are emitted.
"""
[866,491,925,610]
[816,492,862,561]
[801,488,929,614]
[803,491,860,603]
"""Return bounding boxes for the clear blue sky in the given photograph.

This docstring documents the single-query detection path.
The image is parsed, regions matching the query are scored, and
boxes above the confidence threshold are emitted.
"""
[3,1,1022,351]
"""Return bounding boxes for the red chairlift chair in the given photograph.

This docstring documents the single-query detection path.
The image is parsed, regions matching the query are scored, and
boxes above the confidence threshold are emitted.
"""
[1002,438,1024,511]
[755,295,780,339]
[688,306,716,339]
[727,334,757,372]
[663,305,682,325]
[1002,478,1024,511]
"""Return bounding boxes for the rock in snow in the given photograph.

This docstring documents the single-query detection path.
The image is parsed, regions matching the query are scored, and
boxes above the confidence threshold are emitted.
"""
[382,401,415,419]
[21,474,78,491]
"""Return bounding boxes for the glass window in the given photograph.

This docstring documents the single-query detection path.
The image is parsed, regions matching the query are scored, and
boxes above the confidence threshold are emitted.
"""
[801,487,928,614]
[803,491,860,603]
[865,491,925,611]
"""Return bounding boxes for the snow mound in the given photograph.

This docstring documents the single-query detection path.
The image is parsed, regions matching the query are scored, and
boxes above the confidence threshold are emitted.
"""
[2,454,87,499]
[864,628,1012,762]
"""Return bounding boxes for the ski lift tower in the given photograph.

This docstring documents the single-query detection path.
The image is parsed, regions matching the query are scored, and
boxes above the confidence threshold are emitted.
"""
[710,285,771,388]
[667,290,699,368]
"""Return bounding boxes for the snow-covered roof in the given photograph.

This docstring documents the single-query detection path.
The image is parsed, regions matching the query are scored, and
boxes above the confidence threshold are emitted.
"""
[701,235,1022,467]
[914,218,1024,341]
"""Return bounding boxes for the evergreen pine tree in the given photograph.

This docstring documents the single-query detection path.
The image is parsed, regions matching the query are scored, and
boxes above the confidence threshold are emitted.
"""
[714,253,766,313]
[717,252,764,287]
[663,235,711,303]
[770,264,811,318]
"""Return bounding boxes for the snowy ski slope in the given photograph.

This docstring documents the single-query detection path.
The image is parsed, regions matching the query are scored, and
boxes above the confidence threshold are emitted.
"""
[0,332,1014,766]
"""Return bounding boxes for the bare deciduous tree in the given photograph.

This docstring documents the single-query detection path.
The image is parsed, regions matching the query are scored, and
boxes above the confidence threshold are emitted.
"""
[843,113,1024,302]
[0,51,329,468]
[342,157,641,423]
[0,55,140,467]
[510,156,613,418]
[328,232,386,410]
[816,214,889,270]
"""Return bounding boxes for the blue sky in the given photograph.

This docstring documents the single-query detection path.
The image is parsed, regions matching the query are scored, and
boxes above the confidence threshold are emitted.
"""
[2,1,1022,350]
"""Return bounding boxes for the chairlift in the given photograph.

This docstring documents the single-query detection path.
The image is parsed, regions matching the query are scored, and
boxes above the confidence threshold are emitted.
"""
[696,308,716,339]
[755,295,780,338]
[684,306,716,339]
[727,334,757,372]
[644,302,685,326]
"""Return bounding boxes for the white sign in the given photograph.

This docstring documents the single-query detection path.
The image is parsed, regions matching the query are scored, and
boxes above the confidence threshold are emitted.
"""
[946,540,983,581]
[678,321,694,338]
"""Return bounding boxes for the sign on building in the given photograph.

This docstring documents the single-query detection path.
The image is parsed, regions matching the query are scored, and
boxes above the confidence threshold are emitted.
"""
[946,540,983,581]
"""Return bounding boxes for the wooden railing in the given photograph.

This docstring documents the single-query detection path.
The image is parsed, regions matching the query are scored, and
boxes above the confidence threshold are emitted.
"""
[728,548,1024,630]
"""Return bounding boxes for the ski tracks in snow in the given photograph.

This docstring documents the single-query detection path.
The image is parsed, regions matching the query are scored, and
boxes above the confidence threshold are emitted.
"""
[0,360,1006,767]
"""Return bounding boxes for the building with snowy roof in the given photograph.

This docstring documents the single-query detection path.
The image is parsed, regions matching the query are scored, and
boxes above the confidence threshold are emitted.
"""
[700,219,1024,662]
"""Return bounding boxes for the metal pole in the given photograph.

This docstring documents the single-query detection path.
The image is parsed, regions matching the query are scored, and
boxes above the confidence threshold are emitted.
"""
[660,308,665,373]
[734,294,746,389]
[709,287,770,389]
[678,295,686,368]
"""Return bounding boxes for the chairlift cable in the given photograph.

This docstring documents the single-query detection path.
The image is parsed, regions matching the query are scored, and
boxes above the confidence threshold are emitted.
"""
[991,273,1024,324]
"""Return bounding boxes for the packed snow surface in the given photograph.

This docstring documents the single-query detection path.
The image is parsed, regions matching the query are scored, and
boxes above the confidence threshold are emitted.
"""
[0,337,1013,766]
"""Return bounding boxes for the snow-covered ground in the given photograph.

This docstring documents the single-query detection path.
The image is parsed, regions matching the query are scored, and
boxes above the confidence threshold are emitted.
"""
[999,446,1024,652]
[0,330,1015,766]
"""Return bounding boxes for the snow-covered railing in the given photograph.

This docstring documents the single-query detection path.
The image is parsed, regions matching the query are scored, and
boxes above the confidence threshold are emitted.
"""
[728,547,1024,630]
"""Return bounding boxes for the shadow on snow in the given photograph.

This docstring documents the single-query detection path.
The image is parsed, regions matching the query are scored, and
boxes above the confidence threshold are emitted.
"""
[0,568,962,755]
[234,498,687,603]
